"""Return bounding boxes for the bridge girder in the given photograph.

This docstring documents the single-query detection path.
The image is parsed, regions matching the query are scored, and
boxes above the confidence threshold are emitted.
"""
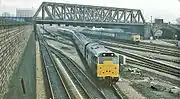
[33,2,145,25]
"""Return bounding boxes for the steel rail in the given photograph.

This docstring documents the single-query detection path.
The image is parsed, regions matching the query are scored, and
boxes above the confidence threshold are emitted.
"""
[90,37,180,57]
[101,41,180,60]
[49,45,107,99]
[38,28,70,99]
[106,47,180,77]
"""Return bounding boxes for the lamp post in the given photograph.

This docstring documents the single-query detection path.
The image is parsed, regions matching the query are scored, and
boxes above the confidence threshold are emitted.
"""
[151,16,152,24]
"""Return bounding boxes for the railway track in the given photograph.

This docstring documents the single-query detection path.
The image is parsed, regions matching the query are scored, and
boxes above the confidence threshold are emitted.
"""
[49,45,107,99]
[42,27,125,99]
[100,41,180,64]
[43,35,74,47]
[82,33,179,57]
[44,27,179,57]
[38,30,70,98]
[41,26,107,99]
[138,42,180,56]
[45,27,179,57]
[140,41,179,50]
[47,39,124,99]
[161,40,178,45]
[107,47,180,77]
[96,35,180,51]
[98,39,180,57]
[126,59,179,76]
[112,85,124,99]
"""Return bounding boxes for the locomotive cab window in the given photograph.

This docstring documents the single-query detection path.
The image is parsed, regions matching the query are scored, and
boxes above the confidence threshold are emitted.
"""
[99,57,118,64]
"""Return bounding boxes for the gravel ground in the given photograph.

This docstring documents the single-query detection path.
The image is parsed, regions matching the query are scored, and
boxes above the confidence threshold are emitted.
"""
[36,41,46,99]
[140,40,176,46]
[120,64,180,99]
[116,78,145,99]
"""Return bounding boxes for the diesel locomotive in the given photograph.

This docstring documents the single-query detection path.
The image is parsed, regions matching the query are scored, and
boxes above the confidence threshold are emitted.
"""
[72,31,119,84]
[81,28,141,43]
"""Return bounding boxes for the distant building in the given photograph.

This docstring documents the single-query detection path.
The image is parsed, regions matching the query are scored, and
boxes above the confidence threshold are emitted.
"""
[2,12,11,17]
[176,17,180,24]
[16,8,35,17]
[154,19,164,24]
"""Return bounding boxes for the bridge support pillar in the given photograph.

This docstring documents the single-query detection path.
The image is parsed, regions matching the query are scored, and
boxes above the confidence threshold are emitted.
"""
[144,24,151,40]
[33,21,37,40]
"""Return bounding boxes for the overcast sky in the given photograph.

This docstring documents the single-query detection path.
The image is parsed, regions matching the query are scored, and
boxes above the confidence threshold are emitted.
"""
[0,0,180,23]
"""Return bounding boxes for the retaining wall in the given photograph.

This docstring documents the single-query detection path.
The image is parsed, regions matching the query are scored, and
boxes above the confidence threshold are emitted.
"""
[0,25,32,98]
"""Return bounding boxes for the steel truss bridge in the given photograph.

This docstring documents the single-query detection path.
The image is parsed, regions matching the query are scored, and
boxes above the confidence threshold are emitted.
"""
[33,2,145,26]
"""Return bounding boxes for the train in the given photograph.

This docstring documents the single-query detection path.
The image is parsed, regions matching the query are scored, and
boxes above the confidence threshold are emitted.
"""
[72,30,120,84]
[79,28,141,43]
[42,26,120,84]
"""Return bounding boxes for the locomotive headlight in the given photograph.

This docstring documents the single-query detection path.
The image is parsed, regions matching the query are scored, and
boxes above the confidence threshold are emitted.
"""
[111,54,113,56]
[103,54,105,56]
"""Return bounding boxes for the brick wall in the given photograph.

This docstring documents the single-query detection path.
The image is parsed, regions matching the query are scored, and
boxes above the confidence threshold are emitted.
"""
[0,25,32,97]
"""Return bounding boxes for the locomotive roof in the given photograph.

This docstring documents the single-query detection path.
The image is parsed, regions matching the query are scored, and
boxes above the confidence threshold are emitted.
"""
[82,28,139,35]
[77,31,92,41]
[73,31,93,45]
[87,43,114,57]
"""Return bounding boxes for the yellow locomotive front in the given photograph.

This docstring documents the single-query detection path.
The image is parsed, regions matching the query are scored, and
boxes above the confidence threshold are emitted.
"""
[131,34,141,42]
[97,53,119,82]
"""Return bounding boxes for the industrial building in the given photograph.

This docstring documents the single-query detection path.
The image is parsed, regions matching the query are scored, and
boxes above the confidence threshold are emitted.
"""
[16,8,35,17]
[2,12,11,17]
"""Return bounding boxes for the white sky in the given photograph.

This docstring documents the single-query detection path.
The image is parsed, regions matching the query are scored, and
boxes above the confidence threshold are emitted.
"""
[0,0,180,23]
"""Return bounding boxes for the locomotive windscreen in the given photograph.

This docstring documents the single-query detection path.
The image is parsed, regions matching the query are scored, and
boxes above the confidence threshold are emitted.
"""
[99,57,118,64]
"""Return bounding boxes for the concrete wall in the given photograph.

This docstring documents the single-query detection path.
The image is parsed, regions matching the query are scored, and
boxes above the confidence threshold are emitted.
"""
[144,24,151,39]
